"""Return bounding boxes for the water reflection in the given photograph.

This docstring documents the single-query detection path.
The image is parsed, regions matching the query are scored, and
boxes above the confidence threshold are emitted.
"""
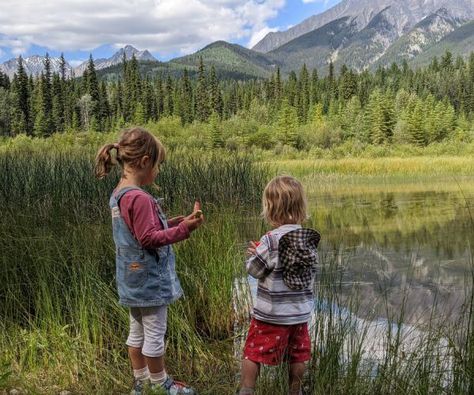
[310,187,474,325]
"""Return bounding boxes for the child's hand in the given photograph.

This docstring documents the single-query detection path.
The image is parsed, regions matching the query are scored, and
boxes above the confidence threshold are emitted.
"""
[168,216,185,227]
[247,241,259,256]
[183,201,204,232]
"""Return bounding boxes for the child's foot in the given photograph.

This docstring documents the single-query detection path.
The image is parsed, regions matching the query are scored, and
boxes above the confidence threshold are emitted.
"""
[151,376,196,395]
[130,379,149,395]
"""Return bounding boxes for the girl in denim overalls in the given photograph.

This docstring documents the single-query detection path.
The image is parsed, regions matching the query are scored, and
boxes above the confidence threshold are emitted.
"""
[95,127,203,395]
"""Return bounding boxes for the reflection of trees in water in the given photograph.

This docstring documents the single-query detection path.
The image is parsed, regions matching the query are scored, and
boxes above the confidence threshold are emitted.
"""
[309,189,474,325]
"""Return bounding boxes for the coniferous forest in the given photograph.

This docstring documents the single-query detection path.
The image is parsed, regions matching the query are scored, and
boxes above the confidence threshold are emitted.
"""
[1,51,474,152]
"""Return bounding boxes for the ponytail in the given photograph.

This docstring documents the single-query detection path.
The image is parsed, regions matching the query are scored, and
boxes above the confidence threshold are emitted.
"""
[95,143,118,179]
[95,127,165,180]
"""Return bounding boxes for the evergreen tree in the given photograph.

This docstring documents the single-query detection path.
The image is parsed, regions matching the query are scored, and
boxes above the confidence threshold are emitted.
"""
[277,99,299,148]
[0,88,11,136]
[297,64,310,123]
[42,53,53,135]
[209,66,223,118]
[86,55,101,130]
[179,69,193,124]
[209,111,223,148]
[408,99,427,146]
[99,81,110,129]
[339,67,357,101]
[164,76,174,117]
[365,90,394,144]
[275,67,282,104]
[51,73,64,132]
[311,69,319,105]
[11,56,30,135]
[286,71,298,107]
[195,57,209,122]
[59,53,67,81]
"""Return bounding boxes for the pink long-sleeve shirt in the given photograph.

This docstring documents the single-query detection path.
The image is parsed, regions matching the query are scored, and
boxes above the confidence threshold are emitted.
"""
[118,189,190,249]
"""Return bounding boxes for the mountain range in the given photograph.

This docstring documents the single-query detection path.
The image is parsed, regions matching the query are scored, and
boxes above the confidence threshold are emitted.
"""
[0,45,157,78]
[1,0,474,80]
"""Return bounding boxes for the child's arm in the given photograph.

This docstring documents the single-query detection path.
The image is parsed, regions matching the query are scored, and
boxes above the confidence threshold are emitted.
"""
[120,192,190,249]
[246,234,275,279]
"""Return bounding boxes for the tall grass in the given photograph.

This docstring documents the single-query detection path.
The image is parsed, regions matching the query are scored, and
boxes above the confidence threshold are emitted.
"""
[270,157,474,178]
[0,151,267,394]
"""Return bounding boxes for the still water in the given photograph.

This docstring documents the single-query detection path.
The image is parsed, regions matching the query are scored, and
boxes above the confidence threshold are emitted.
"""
[308,179,474,325]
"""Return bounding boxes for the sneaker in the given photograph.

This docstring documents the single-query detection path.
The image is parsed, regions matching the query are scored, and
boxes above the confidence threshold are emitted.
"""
[130,379,149,395]
[152,376,196,395]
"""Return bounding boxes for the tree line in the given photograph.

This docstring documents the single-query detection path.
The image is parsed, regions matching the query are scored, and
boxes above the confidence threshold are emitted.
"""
[0,50,473,148]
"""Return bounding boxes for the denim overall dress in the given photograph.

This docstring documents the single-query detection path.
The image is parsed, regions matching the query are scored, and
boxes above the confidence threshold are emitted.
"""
[109,187,183,307]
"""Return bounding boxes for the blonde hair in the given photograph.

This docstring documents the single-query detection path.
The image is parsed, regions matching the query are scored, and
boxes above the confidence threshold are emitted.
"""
[95,127,166,179]
[262,175,308,227]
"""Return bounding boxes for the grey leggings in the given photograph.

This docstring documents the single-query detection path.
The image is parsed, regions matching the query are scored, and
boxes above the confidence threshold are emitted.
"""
[126,306,168,358]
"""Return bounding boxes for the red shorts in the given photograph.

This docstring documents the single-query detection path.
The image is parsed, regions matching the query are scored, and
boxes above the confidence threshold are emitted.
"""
[243,318,311,366]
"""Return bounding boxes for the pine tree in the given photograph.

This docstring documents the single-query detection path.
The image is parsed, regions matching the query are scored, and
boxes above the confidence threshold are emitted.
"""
[164,76,174,117]
[341,96,362,139]
[286,71,297,107]
[51,73,64,132]
[328,61,335,98]
[86,55,101,130]
[155,77,164,119]
[11,56,30,135]
[42,53,54,135]
[275,67,282,104]
[277,99,299,148]
[179,69,193,125]
[209,66,223,118]
[209,111,223,148]
[366,90,394,145]
[0,88,11,136]
[297,64,310,123]
[408,99,427,146]
[339,67,357,101]
[99,81,110,129]
[195,57,209,122]
[311,69,319,105]
[441,51,453,71]
[32,75,46,136]
[59,53,67,82]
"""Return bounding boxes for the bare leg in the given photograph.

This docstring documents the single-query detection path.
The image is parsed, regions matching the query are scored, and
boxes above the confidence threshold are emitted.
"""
[145,355,165,374]
[240,359,260,393]
[128,346,146,370]
[289,362,305,395]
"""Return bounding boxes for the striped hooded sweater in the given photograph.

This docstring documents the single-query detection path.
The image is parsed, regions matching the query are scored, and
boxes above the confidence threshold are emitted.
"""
[246,224,320,325]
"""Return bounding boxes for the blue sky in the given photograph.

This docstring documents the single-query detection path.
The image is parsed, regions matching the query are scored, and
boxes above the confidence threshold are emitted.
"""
[0,0,341,65]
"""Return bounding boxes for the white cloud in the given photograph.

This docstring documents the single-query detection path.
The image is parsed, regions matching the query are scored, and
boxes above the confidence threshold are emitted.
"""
[302,0,327,3]
[0,0,286,56]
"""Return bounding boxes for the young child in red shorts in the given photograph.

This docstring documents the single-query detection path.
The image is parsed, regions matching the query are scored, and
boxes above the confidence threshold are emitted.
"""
[238,176,320,395]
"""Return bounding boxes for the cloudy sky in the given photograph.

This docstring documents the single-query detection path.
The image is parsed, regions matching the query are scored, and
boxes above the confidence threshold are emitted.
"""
[0,0,340,65]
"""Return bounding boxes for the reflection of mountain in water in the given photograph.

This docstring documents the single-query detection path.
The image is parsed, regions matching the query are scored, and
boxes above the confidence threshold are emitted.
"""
[310,189,474,325]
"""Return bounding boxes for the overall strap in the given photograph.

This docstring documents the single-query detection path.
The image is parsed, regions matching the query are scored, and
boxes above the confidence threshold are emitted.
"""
[114,186,144,205]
